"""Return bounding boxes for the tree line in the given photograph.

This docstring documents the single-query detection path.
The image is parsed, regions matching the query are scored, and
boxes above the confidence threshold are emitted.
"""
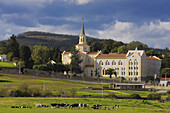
[0,34,169,78]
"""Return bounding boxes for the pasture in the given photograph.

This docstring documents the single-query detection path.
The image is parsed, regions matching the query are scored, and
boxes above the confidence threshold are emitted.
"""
[0,62,15,68]
[0,73,170,113]
[0,97,169,113]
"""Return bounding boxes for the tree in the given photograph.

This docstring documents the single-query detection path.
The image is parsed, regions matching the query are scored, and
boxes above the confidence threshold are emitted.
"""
[31,45,50,65]
[117,45,127,54]
[0,41,7,54]
[160,68,170,78]
[6,35,19,58]
[106,68,116,78]
[20,45,33,68]
[50,47,61,63]
[70,46,83,74]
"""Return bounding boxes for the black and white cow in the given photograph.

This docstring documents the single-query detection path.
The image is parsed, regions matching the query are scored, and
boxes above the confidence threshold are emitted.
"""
[104,107,110,110]
[113,105,119,109]
[92,104,102,109]
[51,103,69,108]
[69,104,81,108]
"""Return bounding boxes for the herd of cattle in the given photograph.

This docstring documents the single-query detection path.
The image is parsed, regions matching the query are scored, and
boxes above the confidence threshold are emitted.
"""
[36,103,119,110]
[11,103,119,110]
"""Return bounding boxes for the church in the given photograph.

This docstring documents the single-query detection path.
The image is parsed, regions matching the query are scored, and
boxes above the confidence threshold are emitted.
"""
[62,19,161,82]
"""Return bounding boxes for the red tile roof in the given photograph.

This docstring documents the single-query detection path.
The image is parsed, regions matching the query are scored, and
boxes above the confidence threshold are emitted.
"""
[96,53,126,59]
[78,51,86,55]
[63,52,71,55]
[85,65,94,67]
[87,51,100,55]
[160,78,170,81]
[147,57,161,61]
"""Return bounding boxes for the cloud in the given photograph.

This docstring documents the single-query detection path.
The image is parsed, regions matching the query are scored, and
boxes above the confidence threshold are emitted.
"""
[0,0,54,7]
[0,19,79,41]
[94,20,170,49]
[63,0,94,5]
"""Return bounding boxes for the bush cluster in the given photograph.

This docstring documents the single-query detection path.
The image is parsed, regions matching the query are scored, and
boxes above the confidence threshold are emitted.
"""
[129,93,141,99]
[108,93,117,98]
[147,93,161,100]
[0,84,77,97]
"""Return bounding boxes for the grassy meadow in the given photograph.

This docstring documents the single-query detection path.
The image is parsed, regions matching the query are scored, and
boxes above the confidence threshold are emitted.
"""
[0,73,170,113]
[0,97,169,113]
[0,62,15,68]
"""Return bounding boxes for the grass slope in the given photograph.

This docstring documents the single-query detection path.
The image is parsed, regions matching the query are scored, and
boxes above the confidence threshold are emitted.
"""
[0,62,15,68]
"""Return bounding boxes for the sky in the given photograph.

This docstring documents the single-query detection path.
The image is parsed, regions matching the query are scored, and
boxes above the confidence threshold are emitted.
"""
[0,0,170,49]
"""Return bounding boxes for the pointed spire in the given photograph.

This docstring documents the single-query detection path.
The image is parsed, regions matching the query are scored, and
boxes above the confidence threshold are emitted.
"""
[81,18,85,35]
[135,47,138,51]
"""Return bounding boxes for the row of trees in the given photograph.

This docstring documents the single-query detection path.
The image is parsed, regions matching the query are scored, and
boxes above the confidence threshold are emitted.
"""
[0,34,83,75]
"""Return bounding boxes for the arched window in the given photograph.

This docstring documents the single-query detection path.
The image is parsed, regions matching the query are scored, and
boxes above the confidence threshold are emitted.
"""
[112,60,116,65]
[118,60,123,66]
[134,59,138,65]
[102,68,105,75]
[129,59,133,65]
[105,60,110,66]
[99,60,103,66]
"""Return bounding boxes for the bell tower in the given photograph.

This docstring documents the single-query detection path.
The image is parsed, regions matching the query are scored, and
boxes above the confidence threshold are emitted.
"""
[79,18,87,44]
[76,18,90,52]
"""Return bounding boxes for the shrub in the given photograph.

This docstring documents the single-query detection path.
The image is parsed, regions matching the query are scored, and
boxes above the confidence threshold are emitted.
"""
[30,87,42,97]
[167,90,170,94]
[129,93,141,99]
[147,93,161,100]
[0,88,9,97]
[72,73,77,77]
[108,93,117,98]
[42,90,53,97]
[166,94,170,101]
[33,64,50,71]
[9,89,23,97]
[65,89,77,96]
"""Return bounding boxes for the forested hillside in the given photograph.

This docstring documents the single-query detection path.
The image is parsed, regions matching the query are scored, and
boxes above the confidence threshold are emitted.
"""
[16,31,104,51]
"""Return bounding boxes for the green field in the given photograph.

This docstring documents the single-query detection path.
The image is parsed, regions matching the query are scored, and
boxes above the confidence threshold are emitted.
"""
[0,97,169,113]
[0,73,170,113]
[0,62,15,68]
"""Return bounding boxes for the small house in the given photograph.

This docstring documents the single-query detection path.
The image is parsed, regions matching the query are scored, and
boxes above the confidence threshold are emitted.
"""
[0,55,7,62]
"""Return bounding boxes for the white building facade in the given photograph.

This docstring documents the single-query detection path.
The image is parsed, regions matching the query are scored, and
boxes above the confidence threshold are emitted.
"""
[62,20,161,82]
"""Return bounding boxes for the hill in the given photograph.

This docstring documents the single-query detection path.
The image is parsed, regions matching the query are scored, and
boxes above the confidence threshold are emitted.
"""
[16,31,104,51]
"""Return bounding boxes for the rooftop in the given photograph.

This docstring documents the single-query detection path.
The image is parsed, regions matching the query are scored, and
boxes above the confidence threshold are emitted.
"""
[96,53,126,59]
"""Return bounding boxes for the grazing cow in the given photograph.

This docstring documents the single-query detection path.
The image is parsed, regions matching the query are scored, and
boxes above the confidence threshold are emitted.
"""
[69,104,81,108]
[42,105,49,108]
[105,107,110,110]
[92,104,102,109]
[113,105,119,109]
[36,104,42,108]
[83,104,89,109]
[51,103,69,108]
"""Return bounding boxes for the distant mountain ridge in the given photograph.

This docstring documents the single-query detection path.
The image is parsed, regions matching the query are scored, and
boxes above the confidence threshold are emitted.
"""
[16,31,104,50]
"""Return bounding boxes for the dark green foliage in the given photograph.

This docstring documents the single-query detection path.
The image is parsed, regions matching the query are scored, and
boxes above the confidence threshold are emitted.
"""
[167,90,170,94]
[50,47,61,63]
[33,64,50,71]
[31,45,50,65]
[20,45,33,68]
[6,35,20,58]
[160,68,170,78]
[42,90,53,97]
[147,93,161,100]
[129,93,141,99]
[0,41,7,54]
[105,68,116,78]
[108,93,117,98]
[70,46,83,74]
[72,73,77,77]
[166,94,170,101]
